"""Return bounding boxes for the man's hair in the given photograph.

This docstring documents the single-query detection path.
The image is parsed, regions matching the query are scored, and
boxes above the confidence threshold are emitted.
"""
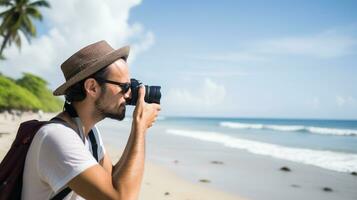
[65,66,110,102]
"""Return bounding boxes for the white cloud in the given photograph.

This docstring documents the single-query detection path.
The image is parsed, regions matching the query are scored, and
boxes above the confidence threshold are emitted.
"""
[200,28,357,62]
[336,96,355,107]
[0,0,154,89]
[165,78,226,110]
[258,30,357,58]
[197,52,266,62]
[181,70,249,78]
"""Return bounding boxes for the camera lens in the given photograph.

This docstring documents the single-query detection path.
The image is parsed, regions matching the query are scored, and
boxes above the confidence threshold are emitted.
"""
[144,85,161,104]
[126,79,161,105]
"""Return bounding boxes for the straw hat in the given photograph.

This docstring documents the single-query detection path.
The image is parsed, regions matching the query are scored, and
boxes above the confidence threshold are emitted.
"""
[53,40,130,96]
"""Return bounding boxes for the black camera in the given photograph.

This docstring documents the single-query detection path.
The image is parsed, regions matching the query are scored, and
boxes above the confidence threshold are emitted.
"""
[126,79,161,105]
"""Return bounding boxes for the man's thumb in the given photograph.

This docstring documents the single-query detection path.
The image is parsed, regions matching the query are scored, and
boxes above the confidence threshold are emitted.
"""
[137,85,146,104]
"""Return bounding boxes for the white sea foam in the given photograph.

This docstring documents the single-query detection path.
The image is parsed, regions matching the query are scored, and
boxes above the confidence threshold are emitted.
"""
[166,129,357,173]
[220,122,357,136]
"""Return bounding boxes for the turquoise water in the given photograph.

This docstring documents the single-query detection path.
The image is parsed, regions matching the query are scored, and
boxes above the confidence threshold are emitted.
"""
[159,117,357,173]
[98,116,357,173]
[98,116,357,199]
[161,117,357,153]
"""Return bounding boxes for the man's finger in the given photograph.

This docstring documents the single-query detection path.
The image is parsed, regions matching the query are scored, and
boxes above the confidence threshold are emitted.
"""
[153,104,161,111]
[136,85,146,106]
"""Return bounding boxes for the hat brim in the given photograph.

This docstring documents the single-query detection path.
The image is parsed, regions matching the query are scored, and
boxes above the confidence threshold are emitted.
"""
[53,46,130,96]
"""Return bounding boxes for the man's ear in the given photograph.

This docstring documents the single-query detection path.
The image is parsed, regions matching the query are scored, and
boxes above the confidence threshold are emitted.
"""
[84,78,101,98]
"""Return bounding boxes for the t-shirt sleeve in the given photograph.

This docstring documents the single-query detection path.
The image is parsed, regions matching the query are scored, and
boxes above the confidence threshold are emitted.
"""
[37,124,98,193]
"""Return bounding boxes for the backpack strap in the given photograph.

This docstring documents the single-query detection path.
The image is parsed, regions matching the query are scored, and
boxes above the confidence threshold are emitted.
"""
[88,131,98,161]
[50,187,72,200]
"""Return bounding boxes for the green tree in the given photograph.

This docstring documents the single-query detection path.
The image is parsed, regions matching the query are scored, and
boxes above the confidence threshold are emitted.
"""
[0,74,42,111]
[0,0,50,59]
[16,72,63,112]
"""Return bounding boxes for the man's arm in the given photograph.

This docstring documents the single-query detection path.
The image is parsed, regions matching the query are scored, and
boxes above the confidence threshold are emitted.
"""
[100,153,113,175]
[68,86,160,200]
[100,131,135,177]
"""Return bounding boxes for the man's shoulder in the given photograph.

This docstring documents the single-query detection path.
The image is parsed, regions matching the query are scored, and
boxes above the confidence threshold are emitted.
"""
[35,122,77,141]
[39,122,74,132]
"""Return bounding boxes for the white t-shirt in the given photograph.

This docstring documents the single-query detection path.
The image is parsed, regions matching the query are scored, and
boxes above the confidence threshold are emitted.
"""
[21,123,106,200]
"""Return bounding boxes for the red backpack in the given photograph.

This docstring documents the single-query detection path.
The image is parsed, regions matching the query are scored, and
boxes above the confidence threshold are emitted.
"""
[0,118,98,200]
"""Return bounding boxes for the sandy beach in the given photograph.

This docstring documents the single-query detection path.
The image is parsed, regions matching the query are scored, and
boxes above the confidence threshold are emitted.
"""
[97,116,357,200]
[0,112,244,200]
[1,1,356,200]
[2,112,356,200]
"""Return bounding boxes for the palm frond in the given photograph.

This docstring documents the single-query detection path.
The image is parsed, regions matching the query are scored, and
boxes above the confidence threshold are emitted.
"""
[9,12,22,32]
[29,0,50,8]
[0,10,11,18]
[13,33,21,48]
[26,6,42,20]
[20,26,33,43]
[0,11,17,31]
[0,0,14,7]
[22,15,36,36]
[0,7,16,18]
[0,0,49,56]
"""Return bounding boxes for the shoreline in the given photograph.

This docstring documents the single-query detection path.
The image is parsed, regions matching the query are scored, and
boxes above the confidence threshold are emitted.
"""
[0,112,245,200]
[97,119,357,200]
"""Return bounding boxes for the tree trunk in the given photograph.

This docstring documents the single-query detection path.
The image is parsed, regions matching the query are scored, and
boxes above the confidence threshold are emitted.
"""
[0,33,11,58]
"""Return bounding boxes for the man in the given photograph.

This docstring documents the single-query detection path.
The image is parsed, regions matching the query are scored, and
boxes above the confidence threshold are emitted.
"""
[21,40,161,200]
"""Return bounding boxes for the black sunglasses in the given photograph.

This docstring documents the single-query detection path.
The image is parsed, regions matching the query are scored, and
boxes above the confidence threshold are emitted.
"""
[95,77,131,94]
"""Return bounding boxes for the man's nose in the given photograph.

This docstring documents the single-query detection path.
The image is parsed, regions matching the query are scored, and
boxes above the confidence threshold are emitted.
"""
[124,88,131,99]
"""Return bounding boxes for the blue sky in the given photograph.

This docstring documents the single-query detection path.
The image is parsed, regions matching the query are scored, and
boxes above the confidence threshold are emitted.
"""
[1,0,357,119]
[127,0,357,119]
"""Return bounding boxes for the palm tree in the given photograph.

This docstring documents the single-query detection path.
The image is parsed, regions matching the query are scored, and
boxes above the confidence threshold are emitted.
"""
[0,0,50,59]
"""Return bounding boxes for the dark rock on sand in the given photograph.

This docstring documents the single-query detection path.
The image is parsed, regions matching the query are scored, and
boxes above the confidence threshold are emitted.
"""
[211,161,224,165]
[280,166,291,172]
[290,184,301,188]
[0,132,9,137]
[173,160,179,164]
[164,192,170,196]
[199,179,211,183]
[323,187,333,192]
[351,171,357,176]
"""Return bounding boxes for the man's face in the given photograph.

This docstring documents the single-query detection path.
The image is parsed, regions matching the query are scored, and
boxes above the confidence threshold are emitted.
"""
[94,59,131,121]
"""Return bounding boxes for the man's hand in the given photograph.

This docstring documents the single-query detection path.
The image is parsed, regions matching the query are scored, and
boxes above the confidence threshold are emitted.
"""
[132,85,161,131]
[68,85,160,200]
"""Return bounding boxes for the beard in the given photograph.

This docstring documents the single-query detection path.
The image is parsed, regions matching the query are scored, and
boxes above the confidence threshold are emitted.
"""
[94,98,126,121]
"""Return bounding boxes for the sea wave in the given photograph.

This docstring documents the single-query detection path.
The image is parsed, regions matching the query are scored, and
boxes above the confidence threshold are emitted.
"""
[166,129,357,173]
[220,121,357,136]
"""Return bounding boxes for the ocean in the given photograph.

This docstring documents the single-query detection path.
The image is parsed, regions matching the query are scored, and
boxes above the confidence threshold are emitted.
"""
[97,116,357,199]
[99,116,357,173]
[161,117,357,173]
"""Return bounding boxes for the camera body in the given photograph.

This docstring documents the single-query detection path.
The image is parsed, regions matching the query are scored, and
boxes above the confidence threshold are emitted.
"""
[126,79,161,105]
